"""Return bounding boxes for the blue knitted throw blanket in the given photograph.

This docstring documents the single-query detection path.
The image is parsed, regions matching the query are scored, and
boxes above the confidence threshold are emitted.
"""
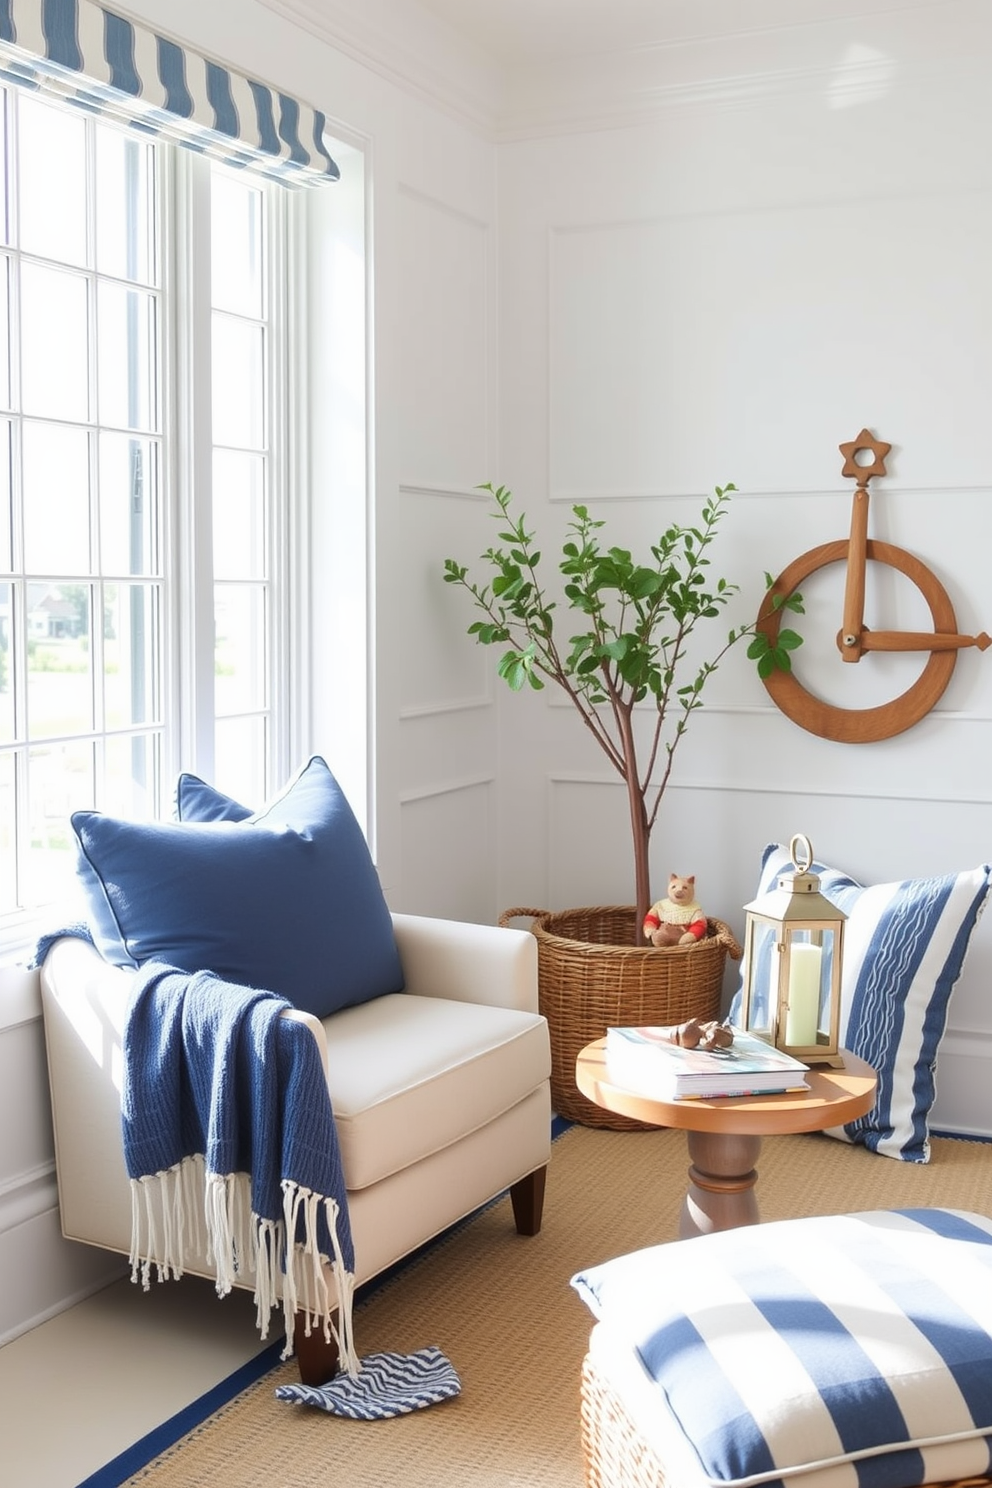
[121,961,359,1373]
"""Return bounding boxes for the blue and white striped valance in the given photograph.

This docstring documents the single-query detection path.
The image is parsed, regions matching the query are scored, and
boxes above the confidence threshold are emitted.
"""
[0,0,339,186]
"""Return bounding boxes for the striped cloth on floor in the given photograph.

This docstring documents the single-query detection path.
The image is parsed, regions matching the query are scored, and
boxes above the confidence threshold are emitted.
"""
[572,1209,992,1488]
[275,1348,461,1419]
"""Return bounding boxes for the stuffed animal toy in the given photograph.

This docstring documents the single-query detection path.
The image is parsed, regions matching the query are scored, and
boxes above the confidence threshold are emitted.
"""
[643,873,708,947]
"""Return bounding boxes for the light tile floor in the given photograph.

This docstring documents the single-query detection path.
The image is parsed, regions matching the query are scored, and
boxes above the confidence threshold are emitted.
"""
[0,1271,271,1488]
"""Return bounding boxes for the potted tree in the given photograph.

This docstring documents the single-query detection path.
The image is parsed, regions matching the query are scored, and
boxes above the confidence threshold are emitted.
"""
[443,482,803,1126]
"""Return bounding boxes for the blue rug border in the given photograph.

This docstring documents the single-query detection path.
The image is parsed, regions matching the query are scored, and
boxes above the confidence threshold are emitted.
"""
[75,1339,286,1488]
[78,1114,574,1488]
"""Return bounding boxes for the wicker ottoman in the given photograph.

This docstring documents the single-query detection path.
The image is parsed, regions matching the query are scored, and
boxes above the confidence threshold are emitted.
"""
[581,1323,703,1488]
[573,1210,992,1488]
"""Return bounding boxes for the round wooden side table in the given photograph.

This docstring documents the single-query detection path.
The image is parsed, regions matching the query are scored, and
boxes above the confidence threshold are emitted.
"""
[575,1038,877,1237]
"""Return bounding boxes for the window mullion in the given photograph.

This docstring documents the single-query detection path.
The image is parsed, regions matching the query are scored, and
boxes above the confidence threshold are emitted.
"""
[167,149,215,780]
[267,186,297,789]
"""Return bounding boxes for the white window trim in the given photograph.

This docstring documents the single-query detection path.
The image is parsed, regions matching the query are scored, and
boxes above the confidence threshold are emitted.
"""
[167,148,215,781]
[305,139,372,840]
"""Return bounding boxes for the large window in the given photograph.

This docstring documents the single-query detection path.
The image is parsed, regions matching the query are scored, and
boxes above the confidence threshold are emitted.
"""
[0,83,296,931]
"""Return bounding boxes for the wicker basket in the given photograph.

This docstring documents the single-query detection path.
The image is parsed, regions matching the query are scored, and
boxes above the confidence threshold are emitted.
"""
[499,905,742,1130]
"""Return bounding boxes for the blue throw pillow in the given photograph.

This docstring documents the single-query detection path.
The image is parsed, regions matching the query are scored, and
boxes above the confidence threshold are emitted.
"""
[72,757,404,1018]
[730,846,991,1162]
[173,772,253,822]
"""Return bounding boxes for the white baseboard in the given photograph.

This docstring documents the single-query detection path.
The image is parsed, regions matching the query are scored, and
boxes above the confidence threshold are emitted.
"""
[0,1194,124,1347]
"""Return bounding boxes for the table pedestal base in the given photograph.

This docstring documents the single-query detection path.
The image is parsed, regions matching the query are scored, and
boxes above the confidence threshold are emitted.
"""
[679,1130,762,1237]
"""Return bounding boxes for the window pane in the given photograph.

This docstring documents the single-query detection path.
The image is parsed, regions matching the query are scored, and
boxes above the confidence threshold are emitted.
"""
[215,583,266,713]
[209,162,273,820]
[20,262,89,421]
[214,715,266,808]
[213,449,265,579]
[96,128,155,284]
[212,316,265,449]
[103,731,159,819]
[22,422,90,572]
[98,282,157,431]
[25,740,92,905]
[0,94,9,247]
[0,257,9,408]
[0,580,12,742]
[0,751,15,911]
[0,419,10,570]
[27,582,92,737]
[103,582,159,728]
[211,169,263,318]
[17,94,87,265]
[100,433,158,575]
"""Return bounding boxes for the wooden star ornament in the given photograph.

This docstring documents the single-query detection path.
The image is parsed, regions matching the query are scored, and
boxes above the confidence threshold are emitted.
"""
[839,428,891,482]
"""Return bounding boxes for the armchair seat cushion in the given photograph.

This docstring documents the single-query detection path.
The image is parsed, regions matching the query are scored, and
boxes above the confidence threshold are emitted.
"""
[324,993,550,1191]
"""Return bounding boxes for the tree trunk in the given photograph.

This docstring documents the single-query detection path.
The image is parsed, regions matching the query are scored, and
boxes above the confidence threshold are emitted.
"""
[626,774,652,945]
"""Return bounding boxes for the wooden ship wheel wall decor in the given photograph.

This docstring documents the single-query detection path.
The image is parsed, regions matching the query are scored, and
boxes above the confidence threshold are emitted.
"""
[756,429,990,744]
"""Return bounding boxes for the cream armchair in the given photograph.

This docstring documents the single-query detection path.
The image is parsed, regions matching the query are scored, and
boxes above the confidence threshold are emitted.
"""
[40,913,551,1382]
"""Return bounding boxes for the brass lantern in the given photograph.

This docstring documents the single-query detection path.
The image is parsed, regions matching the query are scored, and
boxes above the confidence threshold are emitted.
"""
[739,834,846,1067]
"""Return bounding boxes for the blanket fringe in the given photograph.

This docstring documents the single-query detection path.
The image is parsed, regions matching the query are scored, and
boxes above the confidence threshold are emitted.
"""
[129,1159,358,1375]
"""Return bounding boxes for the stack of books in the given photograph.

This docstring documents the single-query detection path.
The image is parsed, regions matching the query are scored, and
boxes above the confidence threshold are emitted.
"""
[605,1025,810,1100]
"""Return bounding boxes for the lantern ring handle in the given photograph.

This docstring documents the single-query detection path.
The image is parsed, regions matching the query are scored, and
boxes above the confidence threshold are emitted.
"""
[789,834,814,874]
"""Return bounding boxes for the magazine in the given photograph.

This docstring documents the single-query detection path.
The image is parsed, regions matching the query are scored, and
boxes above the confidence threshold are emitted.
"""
[604,1024,810,1100]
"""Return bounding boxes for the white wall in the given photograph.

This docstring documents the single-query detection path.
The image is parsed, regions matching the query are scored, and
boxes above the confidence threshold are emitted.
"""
[485,0,992,1136]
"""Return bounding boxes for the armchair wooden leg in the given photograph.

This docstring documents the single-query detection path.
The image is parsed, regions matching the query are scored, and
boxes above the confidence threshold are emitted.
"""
[293,1312,341,1385]
[510,1164,547,1237]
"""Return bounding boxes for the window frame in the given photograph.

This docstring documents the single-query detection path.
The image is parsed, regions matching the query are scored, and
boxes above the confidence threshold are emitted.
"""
[168,147,305,796]
[0,96,332,958]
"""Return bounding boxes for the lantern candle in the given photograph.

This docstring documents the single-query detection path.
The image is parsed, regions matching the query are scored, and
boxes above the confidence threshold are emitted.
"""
[785,942,821,1046]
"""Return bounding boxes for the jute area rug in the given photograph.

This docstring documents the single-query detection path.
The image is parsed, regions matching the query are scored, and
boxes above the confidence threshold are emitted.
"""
[123,1125,992,1488]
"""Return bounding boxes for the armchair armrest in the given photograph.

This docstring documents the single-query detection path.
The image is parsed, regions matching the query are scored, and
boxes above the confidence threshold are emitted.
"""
[40,934,327,1065]
[390,913,538,1013]
[39,935,330,1261]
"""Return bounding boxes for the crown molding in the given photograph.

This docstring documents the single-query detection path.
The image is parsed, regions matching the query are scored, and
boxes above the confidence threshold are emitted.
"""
[256,0,988,141]
[256,0,504,134]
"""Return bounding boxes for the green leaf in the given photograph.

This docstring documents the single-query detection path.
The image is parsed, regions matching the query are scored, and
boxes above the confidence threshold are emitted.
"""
[602,637,630,661]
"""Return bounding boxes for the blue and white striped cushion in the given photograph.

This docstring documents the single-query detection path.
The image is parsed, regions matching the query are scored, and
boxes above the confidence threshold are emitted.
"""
[275,1347,461,1419]
[730,849,991,1162]
[572,1209,992,1488]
